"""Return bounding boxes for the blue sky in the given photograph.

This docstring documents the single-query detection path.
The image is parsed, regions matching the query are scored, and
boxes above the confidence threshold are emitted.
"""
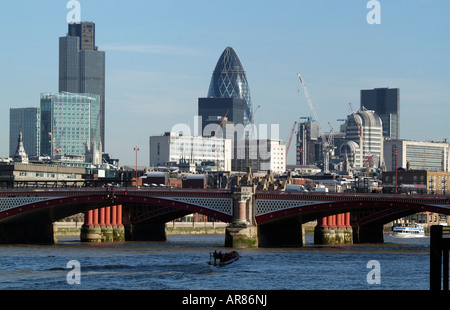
[0,0,449,166]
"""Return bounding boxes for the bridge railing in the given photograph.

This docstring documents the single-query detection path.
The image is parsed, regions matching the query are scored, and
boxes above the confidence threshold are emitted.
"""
[0,187,231,198]
[430,225,450,290]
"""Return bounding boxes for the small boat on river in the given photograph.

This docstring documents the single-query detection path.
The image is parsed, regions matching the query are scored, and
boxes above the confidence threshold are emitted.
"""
[392,223,425,238]
[207,251,239,266]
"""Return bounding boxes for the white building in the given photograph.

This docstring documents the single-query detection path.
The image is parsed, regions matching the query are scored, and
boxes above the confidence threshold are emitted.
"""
[384,140,450,172]
[264,139,286,173]
[149,132,232,172]
[340,108,383,169]
[231,138,286,173]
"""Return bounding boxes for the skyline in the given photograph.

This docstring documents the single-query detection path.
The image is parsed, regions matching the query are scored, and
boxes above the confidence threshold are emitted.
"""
[0,1,449,167]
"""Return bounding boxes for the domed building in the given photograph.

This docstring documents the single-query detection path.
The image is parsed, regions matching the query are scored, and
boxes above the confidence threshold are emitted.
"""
[340,108,384,169]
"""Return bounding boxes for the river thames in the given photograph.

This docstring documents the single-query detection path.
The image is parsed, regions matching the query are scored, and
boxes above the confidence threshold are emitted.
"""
[0,232,432,293]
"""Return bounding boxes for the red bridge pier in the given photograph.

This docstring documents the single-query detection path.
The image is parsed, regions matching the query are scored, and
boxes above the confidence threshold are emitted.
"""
[81,205,125,242]
[314,213,353,245]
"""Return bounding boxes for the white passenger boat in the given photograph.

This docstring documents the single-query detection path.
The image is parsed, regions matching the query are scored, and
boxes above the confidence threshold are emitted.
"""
[392,224,425,238]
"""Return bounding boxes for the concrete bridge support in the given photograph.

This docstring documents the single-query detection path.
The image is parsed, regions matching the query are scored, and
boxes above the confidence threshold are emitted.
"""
[353,224,384,243]
[314,213,353,245]
[81,205,125,242]
[225,186,258,248]
[0,221,56,244]
[258,216,304,247]
[126,222,166,242]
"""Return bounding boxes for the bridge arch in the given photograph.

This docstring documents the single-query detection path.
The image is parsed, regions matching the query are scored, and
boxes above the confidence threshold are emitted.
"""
[255,192,450,225]
[0,191,114,224]
[117,195,233,225]
[254,192,450,245]
[0,189,234,243]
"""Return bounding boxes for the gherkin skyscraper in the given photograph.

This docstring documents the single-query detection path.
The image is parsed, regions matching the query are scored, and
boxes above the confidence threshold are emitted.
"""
[206,47,253,126]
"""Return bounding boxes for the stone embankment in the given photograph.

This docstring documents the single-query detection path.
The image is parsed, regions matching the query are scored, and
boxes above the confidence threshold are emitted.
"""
[54,220,318,238]
[53,221,229,238]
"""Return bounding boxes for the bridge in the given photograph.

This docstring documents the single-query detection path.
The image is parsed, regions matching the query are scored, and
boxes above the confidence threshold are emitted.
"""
[1,186,449,247]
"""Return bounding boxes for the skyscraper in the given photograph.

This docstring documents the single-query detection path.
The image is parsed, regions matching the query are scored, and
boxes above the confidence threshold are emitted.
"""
[198,47,253,135]
[40,92,101,158]
[9,107,40,158]
[59,22,106,148]
[360,88,400,140]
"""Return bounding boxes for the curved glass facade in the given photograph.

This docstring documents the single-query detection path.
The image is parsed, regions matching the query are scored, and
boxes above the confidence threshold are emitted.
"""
[207,47,253,126]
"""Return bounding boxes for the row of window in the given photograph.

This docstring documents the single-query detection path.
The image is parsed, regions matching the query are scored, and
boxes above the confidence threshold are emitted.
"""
[18,172,77,179]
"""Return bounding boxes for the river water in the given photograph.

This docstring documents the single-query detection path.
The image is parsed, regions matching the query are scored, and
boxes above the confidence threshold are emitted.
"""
[0,233,432,293]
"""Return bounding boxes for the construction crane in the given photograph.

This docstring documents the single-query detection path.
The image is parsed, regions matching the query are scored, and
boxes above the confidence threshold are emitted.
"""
[286,121,297,156]
[249,105,261,125]
[327,122,335,151]
[297,73,334,173]
[297,73,321,132]
[248,105,261,139]
[214,110,229,137]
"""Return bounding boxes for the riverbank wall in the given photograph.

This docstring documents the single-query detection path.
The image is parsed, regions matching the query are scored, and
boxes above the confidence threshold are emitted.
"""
[54,221,319,238]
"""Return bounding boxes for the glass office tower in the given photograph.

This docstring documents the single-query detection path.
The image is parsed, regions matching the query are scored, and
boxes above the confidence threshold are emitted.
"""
[59,22,106,149]
[40,92,100,157]
[360,88,400,140]
[9,108,40,157]
[205,47,253,127]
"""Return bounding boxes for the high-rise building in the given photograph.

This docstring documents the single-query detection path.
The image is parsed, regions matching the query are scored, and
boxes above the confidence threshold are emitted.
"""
[198,97,245,137]
[9,107,40,158]
[360,88,400,140]
[59,22,106,148]
[40,92,101,158]
[340,108,384,169]
[199,47,253,134]
[296,118,320,166]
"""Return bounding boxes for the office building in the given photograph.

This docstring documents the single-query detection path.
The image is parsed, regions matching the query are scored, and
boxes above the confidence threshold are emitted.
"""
[296,118,320,166]
[340,108,384,169]
[0,161,86,189]
[149,132,232,172]
[199,47,253,134]
[384,139,450,172]
[232,139,286,173]
[40,92,101,158]
[9,107,40,158]
[361,88,400,140]
[382,169,450,194]
[59,22,106,148]
[198,98,245,137]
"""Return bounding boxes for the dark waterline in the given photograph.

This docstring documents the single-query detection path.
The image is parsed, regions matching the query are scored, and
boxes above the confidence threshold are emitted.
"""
[0,234,431,290]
